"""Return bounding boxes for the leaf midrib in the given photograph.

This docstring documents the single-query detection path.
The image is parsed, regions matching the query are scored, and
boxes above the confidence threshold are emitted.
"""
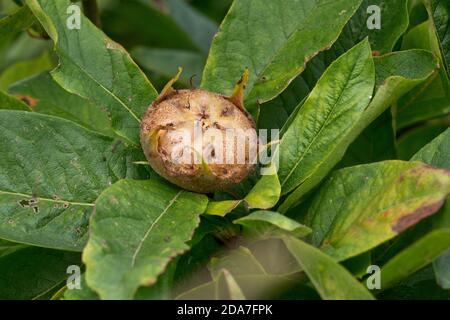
[130,190,183,267]
[56,50,141,123]
[0,190,94,207]
[45,0,142,124]
[280,53,364,191]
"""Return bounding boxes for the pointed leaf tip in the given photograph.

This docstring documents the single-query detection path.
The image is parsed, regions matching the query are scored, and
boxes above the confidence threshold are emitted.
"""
[156,67,184,103]
[228,68,249,111]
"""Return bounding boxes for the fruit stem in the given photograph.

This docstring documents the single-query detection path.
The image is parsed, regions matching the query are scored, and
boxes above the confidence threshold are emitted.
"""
[83,0,101,28]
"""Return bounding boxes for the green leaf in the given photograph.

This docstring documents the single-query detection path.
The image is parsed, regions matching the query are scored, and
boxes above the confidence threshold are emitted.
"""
[83,179,208,299]
[0,110,148,251]
[291,0,410,96]
[278,39,375,195]
[424,0,450,79]
[258,77,311,131]
[412,127,450,168]
[201,0,363,117]
[205,170,281,216]
[64,262,177,300]
[182,239,303,294]
[411,128,450,289]
[26,0,158,146]
[208,246,267,279]
[325,0,409,59]
[205,200,241,217]
[0,33,49,72]
[397,97,450,129]
[279,49,440,212]
[380,229,450,289]
[304,161,450,262]
[0,239,27,258]
[165,0,218,53]
[10,72,113,137]
[0,50,53,91]
[398,123,448,160]
[216,269,246,300]
[434,249,450,289]
[378,265,450,299]
[397,20,450,128]
[100,0,197,51]
[340,110,396,167]
[176,272,309,300]
[0,90,30,110]
[0,5,34,52]
[63,274,98,300]
[132,47,205,86]
[234,211,311,239]
[0,246,80,299]
[283,237,375,300]
[244,170,280,210]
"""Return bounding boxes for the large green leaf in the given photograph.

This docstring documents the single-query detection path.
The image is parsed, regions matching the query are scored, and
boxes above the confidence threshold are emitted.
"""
[0,247,80,299]
[279,49,439,212]
[201,0,363,117]
[278,39,375,196]
[10,72,113,136]
[0,110,148,251]
[304,161,450,262]
[380,229,450,289]
[26,0,158,146]
[83,179,208,299]
[425,0,450,78]
[283,237,374,300]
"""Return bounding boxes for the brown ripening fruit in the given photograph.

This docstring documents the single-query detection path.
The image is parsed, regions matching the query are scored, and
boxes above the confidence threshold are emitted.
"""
[140,69,258,193]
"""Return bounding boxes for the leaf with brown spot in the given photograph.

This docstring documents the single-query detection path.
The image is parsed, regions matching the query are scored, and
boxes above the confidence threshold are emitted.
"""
[304,161,450,261]
[392,200,446,233]
[15,95,39,108]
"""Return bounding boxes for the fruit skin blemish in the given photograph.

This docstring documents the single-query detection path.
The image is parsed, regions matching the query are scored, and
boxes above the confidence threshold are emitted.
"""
[140,70,257,193]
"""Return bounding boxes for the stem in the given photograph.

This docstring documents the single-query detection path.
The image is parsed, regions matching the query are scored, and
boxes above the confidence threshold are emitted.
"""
[83,0,101,28]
